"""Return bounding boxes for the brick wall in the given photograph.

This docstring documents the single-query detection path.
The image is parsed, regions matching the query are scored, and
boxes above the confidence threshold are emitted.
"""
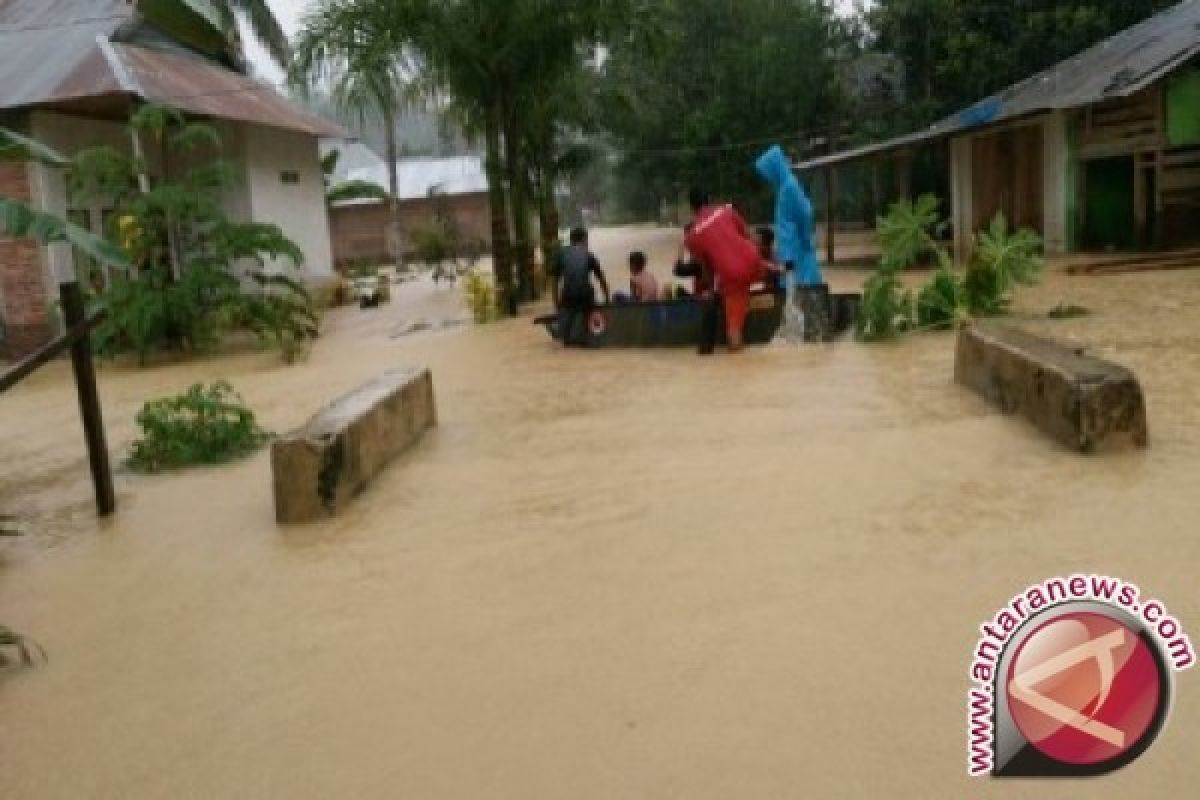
[0,161,51,360]
[329,193,492,268]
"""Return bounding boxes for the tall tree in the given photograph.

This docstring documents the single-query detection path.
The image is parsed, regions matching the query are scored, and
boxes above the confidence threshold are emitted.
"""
[599,0,841,220]
[140,0,293,69]
[293,12,419,265]
[292,0,644,311]
[868,0,1179,131]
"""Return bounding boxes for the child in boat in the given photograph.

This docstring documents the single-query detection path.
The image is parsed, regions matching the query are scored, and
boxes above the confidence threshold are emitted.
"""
[628,251,660,302]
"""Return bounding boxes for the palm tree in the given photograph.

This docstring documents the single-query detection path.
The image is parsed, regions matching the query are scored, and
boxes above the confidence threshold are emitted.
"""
[290,0,645,311]
[292,7,421,266]
[139,1,292,70]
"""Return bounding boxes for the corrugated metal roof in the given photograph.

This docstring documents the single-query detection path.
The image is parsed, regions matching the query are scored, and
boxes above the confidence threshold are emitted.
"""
[115,44,343,137]
[336,155,489,205]
[0,0,131,107]
[0,0,343,137]
[797,0,1200,171]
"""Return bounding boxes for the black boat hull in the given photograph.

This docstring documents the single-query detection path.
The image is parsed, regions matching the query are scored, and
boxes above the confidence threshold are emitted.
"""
[535,289,860,348]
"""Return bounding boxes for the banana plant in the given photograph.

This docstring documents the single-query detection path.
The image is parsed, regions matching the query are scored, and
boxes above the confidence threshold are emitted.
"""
[0,127,130,271]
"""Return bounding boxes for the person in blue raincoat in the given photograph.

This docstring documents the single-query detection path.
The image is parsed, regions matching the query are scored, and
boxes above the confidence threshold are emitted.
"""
[754,145,823,288]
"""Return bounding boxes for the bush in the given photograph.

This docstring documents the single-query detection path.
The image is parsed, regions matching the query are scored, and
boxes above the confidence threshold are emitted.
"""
[127,382,271,472]
[861,197,1043,342]
[916,266,969,330]
[0,625,44,668]
[73,106,317,364]
[462,268,501,324]
[964,214,1044,316]
[857,270,914,342]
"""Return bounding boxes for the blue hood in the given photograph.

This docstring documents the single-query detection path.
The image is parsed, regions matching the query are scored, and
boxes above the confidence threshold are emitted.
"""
[755,145,792,189]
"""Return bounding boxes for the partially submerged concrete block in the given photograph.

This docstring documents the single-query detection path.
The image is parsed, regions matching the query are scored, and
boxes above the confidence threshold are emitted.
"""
[955,324,1147,453]
[272,368,436,523]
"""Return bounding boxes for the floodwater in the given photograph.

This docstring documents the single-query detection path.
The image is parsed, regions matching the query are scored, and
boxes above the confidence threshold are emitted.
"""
[2,227,1198,798]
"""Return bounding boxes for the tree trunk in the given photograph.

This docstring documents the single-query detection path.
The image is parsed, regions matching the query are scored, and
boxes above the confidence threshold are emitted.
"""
[483,99,515,314]
[384,117,403,268]
[535,163,560,296]
[503,102,534,303]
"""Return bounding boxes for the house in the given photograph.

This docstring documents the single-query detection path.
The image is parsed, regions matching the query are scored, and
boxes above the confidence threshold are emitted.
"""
[322,144,491,268]
[0,0,343,359]
[798,0,1200,264]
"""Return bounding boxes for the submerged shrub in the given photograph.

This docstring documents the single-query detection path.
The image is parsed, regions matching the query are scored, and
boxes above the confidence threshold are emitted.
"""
[964,214,1044,316]
[0,625,44,669]
[916,266,969,330]
[462,268,501,324]
[857,269,914,342]
[127,382,270,472]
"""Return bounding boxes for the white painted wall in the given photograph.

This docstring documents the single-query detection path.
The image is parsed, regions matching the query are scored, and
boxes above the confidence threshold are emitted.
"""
[241,124,334,284]
[26,112,333,296]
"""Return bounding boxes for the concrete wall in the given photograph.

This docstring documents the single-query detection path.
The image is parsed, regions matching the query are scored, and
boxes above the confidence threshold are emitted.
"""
[242,124,334,284]
[328,192,492,268]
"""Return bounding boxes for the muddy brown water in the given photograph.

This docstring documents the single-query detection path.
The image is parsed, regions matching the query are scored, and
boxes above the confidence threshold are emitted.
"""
[2,227,1199,798]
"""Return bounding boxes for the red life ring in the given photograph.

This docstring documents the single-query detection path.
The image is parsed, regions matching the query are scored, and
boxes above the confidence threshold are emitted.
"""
[588,310,607,336]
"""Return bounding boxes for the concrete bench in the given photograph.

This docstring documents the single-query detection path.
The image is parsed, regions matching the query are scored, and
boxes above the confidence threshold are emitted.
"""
[272,368,436,524]
[955,324,1148,453]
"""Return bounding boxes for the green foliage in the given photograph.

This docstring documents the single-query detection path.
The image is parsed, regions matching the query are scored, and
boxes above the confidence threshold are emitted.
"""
[127,381,271,472]
[462,269,501,324]
[877,194,950,271]
[0,125,70,167]
[599,0,837,218]
[964,214,1044,316]
[0,625,45,669]
[862,199,1042,341]
[70,106,316,364]
[915,266,968,330]
[857,270,914,342]
[869,1,1177,132]
[0,126,131,271]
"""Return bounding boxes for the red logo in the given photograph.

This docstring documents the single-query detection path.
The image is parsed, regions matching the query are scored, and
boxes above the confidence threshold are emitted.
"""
[1006,611,1165,768]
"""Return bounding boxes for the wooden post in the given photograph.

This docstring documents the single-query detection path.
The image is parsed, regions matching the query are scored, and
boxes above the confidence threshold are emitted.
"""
[825,165,837,266]
[59,282,115,516]
[870,159,882,225]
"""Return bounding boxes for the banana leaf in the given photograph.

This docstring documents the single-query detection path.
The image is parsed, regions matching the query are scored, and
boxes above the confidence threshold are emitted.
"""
[0,126,70,167]
[0,197,130,270]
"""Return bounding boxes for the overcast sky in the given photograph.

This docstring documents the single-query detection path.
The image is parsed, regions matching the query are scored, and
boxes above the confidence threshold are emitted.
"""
[246,0,867,83]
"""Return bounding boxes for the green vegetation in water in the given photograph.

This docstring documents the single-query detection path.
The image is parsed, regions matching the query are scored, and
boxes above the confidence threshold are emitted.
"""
[462,269,502,324]
[127,381,271,473]
[1048,303,1091,320]
[858,194,1044,342]
[70,106,317,365]
[0,625,44,669]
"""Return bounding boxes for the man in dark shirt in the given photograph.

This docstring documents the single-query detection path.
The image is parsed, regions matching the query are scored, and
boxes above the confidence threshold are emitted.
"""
[552,227,611,347]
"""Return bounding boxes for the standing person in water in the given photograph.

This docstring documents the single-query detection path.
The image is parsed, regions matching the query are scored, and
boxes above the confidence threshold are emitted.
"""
[683,187,774,353]
[552,227,611,347]
[755,144,823,289]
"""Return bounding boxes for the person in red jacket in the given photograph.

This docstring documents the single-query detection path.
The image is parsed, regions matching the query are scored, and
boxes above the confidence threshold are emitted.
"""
[683,187,775,351]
